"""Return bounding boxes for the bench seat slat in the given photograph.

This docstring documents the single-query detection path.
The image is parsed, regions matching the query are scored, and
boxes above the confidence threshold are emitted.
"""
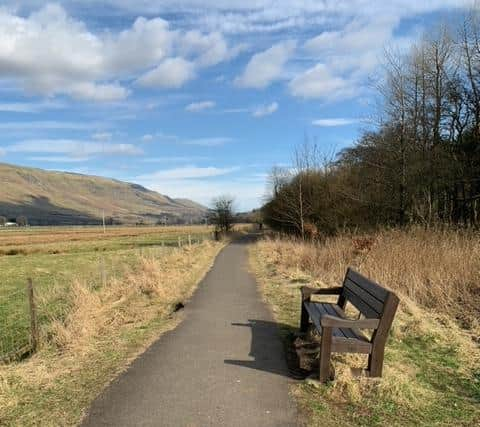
[321,303,357,338]
[304,301,372,354]
[330,304,365,338]
[305,302,344,338]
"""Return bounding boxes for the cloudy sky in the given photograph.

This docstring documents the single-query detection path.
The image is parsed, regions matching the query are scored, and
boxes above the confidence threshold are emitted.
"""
[0,1,472,210]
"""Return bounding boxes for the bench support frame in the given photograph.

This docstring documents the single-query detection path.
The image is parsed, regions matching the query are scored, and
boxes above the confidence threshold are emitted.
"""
[319,326,333,382]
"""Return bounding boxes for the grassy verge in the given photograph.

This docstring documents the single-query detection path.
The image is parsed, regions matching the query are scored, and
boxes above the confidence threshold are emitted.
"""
[250,230,480,426]
[0,237,224,426]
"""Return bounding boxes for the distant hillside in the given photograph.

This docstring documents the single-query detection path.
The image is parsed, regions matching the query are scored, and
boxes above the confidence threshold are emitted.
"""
[0,163,207,225]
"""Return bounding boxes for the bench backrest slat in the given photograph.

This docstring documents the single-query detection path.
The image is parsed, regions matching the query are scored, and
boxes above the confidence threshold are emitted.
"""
[340,268,391,319]
[346,268,389,301]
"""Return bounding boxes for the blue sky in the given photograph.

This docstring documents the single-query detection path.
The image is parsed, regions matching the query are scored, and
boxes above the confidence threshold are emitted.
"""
[0,1,471,210]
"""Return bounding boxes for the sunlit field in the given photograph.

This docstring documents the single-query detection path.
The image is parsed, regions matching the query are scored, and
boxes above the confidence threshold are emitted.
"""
[0,225,214,358]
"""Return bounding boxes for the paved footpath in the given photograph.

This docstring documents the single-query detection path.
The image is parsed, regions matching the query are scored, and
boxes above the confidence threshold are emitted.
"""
[82,236,298,427]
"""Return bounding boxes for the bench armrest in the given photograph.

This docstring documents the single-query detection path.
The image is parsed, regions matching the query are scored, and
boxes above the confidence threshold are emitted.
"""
[320,314,380,329]
[301,286,342,299]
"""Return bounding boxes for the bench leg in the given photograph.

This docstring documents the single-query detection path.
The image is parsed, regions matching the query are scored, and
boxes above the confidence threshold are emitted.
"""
[319,326,333,383]
[300,301,309,333]
[368,347,384,377]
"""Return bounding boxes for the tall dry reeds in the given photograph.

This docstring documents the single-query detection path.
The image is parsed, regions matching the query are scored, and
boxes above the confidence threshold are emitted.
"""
[253,228,480,425]
[259,227,480,330]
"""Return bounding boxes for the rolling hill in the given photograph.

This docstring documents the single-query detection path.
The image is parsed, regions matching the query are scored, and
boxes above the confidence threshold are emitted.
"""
[0,163,207,225]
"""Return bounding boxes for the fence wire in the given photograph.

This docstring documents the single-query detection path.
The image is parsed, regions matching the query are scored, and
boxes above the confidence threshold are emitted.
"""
[0,233,212,363]
[0,285,32,362]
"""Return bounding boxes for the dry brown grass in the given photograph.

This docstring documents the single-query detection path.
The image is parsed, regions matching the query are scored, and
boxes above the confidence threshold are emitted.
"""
[251,228,480,426]
[260,227,480,331]
[0,240,224,426]
[48,246,206,350]
[0,225,212,249]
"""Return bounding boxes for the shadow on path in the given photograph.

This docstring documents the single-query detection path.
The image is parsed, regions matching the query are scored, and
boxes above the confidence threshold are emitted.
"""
[225,320,310,380]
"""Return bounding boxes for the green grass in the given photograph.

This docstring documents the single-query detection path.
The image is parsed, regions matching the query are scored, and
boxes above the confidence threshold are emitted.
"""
[338,332,480,427]
[0,249,142,355]
[0,226,212,358]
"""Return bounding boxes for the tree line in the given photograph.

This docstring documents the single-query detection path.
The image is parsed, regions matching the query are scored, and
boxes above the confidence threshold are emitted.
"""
[264,14,480,237]
[0,215,28,226]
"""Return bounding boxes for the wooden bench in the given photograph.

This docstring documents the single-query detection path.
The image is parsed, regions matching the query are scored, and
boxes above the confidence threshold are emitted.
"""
[300,268,399,382]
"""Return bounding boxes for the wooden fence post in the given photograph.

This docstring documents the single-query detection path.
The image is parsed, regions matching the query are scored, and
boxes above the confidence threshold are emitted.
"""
[188,234,192,246]
[27,278,39,352]
[100,258,107,287]
[178,236,182,247]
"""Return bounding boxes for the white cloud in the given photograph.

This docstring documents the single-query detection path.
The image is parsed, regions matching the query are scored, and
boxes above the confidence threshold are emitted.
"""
[155,132,180,142]
[0,1,470,106]
[68,82,130,102]
[103,17,174,76]
[0,121,98,131]
[0,4,241,101]
[179,30,244,67]
[185,100,216,112]
[137,166,237,180]
[252,102,278,117]
[289,63,357,101]
[235,40,296,89]
[312,118,359,127]
[5,139,143,158]
[134,165,264,210]
[142,156,210,163]
[0,103,39,113]
[92,132,112,141]
[141,134,154,142]
[27,156,89,163]
[0,147,5,157]
[304,16,396,56]
[222,107,250,114]
[294,15,418,101]
[11,1,468,34]
[184,137,232,146]
[0,101,64,113]
[152,132,232,146]
[179,1,471,35]
[136,57,196,89]
[0,4,122,101]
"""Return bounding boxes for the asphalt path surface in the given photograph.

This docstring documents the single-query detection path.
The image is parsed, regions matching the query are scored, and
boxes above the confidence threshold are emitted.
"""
[82,235,297,427]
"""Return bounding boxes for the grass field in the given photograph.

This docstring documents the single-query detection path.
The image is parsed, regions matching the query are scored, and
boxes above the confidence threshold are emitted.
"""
[250,228,480,426]
[0,224,225,426]
[0,225,212,256]
[0,225,214,358]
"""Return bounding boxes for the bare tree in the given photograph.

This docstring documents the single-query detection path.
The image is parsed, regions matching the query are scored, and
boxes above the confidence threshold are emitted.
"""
[263,17,480,232]
[16,216,28,227]
[209,196,235,234]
